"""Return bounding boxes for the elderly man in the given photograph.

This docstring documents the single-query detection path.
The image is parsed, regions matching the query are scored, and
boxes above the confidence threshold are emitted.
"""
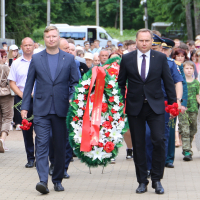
[99,49,109,66]
[69,43,89,76]
[84,52,93,68]
[93,53,100,66]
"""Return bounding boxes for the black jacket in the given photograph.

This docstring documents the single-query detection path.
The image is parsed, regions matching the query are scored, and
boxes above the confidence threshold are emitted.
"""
[118,50,176,116]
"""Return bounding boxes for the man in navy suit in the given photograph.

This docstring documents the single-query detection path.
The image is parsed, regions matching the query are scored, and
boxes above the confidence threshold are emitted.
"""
[21,26,79,194]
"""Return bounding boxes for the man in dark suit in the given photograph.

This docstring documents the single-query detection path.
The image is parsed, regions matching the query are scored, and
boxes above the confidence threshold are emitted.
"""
[21,26,79,194]
[118,29,177,194]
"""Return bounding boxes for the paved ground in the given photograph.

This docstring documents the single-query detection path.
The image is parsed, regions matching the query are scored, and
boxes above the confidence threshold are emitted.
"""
[1,130,200,200]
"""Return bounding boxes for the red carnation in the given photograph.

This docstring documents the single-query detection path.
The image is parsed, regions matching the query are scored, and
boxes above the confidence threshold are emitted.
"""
[102,121,112,129]
[105,132,110,137]
[84,94,87,101]
[107,68,118,76]
[164,101,168,107]
[109,96,114,102]
[98,142,104,147]
[102,103,108,113]
[104,141,115,153]
[84,85,89,89]
[172,102,178,108]
[22,119,29,125]
[111,109,117,114]
[73,116,79,121]
[119,102,123,107]
[74,99,79,104]
[108,116,113,122]
[106,84,113,89]
[82,107,86,111]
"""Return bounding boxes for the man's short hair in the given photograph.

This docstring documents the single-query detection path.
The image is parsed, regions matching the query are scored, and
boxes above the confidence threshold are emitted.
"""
[99,49,109,55]
[94,39,100,43]
[178,43,189,51]
[152,30,161,37]
[136,29,153,38]
[44,26,59,35]
[189,40,195,46]
[67,38,75,45]
[183,60,195,69]
[126,40,136,46]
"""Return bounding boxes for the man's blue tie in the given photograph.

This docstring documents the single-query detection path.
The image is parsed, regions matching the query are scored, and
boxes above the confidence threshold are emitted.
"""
[141,54,146,81]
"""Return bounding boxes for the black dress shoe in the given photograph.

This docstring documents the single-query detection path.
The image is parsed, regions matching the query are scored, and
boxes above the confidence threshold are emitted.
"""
[165,163,174,168]
[63,171,70,179]
[147,170,151,179]
[49,164,54,176]
[25,161,35,168]
[36,182,49,194]
[136,183,147,194]
[152,181,164,194]
[54,183,64,191]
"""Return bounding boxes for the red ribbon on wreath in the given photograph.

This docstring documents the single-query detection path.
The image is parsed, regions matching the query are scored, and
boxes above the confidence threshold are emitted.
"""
[80,66,106,152]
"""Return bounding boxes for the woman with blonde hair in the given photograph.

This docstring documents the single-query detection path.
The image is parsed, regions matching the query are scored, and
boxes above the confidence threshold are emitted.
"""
[8,44,19,67]
[195,49,200,73]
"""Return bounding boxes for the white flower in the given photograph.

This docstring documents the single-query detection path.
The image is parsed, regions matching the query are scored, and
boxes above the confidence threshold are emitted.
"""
[112,89,118,95]
[70,121,76,128]
[84,151,93,158]
[100,116,106,125]
[81,80,87,86]
[114,96,120,104]
[100,127,107,134]
[102,138,109,145]
[98,132,106,143]
[77,94,84,101]
[108,80,115,87]
[109,128,123,143]
[113,112,121,120]
[111,121,119,127]
[85,78,91,85]
[74,128,82,143]
[113,105,120,111]
[102,153,112,159]
[78,120,83,126]
[117,121,125,130]
[91,146,106,161]
[78,87,86,93]
[78,101,84,108]
[77,109,83,117]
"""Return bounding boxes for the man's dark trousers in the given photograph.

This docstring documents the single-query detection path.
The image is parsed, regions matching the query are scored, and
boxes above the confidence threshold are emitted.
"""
[15,95,35,162]
[146,111,170,170]
[49,128,72,171]
[128,102,165,185]
[34,114,66,184]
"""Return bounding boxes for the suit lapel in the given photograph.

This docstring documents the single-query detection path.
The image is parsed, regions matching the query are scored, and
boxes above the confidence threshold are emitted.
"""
[40,51,53,82]
[54,50,65,82]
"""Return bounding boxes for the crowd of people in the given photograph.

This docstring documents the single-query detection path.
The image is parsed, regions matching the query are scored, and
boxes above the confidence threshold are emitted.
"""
[1,25,200,195]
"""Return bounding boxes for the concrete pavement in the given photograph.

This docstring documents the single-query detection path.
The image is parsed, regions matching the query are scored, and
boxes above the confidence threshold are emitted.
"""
[1,130,200,200]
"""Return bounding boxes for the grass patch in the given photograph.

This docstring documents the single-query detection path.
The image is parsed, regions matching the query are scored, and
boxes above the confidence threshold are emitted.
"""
[32,26,137,45]
[104,27,137,42]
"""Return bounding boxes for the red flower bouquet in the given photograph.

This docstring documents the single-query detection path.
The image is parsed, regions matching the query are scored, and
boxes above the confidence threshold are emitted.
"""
[165,101,180,117]
[20,119,32,131]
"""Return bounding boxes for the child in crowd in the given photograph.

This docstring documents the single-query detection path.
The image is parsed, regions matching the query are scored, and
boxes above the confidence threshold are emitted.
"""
[181,61,200,161]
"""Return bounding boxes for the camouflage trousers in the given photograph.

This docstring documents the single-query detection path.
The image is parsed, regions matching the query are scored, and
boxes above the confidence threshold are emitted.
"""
[178,111,198,155]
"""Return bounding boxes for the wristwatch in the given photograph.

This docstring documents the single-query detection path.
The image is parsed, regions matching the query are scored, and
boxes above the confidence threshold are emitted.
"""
[177,98,183,102]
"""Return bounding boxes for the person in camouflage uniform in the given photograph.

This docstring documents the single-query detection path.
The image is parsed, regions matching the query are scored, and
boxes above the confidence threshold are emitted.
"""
[180,61,200,161]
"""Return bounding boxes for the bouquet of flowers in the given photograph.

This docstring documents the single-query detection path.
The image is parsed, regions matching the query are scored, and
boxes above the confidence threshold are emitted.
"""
[165,101,180,117]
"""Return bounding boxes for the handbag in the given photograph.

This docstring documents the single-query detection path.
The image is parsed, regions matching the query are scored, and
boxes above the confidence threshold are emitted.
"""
[0,65,11,96]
